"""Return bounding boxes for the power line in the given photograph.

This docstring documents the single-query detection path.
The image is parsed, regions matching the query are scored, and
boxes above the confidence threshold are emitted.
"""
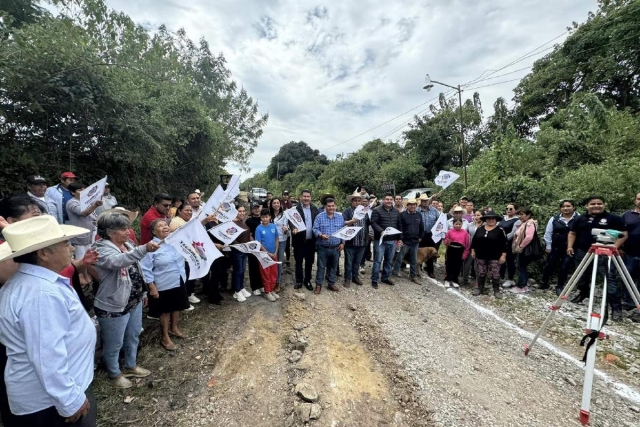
[469,66,533,84]
[465,77,526,91]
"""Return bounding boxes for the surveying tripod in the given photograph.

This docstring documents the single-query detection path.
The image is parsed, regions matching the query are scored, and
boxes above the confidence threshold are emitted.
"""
[523,234,640,425]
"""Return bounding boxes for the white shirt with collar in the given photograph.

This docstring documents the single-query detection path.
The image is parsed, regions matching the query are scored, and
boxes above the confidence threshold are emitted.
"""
[0,264,96,417]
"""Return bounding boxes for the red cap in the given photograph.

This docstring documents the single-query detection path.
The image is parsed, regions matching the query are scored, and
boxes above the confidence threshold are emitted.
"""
[60,172,77,179]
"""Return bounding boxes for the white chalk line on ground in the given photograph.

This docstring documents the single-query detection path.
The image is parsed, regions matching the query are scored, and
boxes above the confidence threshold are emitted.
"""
[514,292,638,344]
[425,278,640,404]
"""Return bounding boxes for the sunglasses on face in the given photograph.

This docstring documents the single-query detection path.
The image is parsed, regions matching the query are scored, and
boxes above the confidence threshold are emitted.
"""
[161,203,171,208]
[507,207,515,211]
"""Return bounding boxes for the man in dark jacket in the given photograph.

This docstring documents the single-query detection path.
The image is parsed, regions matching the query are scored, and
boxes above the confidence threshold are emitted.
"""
[289,189,319,290]
[391,198,424,284]
[342,193,369,287]
[370,194,402,288]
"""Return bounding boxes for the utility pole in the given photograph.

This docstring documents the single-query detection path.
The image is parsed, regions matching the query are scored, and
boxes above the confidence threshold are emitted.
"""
[423,75,468,188]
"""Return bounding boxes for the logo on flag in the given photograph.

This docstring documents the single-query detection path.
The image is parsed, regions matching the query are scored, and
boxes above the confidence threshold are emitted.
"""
[434,170,460,189]
[191,241,207,261]
[167,219,222,279]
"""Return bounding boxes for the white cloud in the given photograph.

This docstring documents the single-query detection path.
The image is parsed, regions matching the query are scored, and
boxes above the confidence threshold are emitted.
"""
[105,0,598,179]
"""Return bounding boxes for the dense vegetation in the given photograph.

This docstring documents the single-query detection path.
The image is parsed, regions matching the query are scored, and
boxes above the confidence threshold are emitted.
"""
[244,0,640,217]
[0,0,267,208]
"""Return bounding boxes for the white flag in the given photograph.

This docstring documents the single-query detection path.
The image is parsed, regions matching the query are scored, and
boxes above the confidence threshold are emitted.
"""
[208,221,244,246]
[332,226,362,241]
[222,175,241,203]
[434,170,460,189]
[284,207,307,232]
[230,240,262,254]
[79,176,108,211]
[253,252,281,269]
[379,227,402,245]
[430,213,449,243]
[215,202,238,223]
[353,205,367,221]
[165,219,222,279]
[198,185,225,220]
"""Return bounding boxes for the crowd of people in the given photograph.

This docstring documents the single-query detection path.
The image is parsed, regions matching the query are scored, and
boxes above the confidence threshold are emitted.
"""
[0,171,639,426]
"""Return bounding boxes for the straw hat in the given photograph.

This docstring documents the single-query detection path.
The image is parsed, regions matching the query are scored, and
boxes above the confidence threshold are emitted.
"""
[407,198,418,205]
[98,207,139,223]
[0,216,89,262]
[345,190,362,203]
[320,193,336,205]
[419,193,430,201]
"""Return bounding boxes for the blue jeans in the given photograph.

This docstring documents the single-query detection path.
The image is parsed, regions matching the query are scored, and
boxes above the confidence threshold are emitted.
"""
[231,250,247,292]
[372,241,395,283]
[516,253,530,288]
[344,245,366,281]
[392,242,419,277]
[98,302,142,378]
[277,240,287,283]
[542,246,574,290]
[622,254,640,307]
[316,245,339,286]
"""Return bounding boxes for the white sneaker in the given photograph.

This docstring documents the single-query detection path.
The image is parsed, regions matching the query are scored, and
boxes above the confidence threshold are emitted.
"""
[146,315,159,320]
[264,292,276,302]
[188,294,201,304]
[184,305,195,311]
[444,281,451,288]
[260,287,265,293]
[502,280,515,289]
[241,289,252,298]
[452,282,460,288]
[233,292,246,302]
[253,289,262,296]
[271,291,280,300]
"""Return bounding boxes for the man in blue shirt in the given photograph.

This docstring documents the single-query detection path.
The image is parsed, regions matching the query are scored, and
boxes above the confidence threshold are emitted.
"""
[0,215,96,425]
[45,171,77,224]
[313,198,344,293]
[417,193,440,278]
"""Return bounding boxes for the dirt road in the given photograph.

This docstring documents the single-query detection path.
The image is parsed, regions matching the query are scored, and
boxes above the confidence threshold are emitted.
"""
[95,263,640,426]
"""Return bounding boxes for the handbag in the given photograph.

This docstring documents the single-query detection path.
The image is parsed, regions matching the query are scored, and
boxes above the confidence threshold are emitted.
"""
[523,223,544,260]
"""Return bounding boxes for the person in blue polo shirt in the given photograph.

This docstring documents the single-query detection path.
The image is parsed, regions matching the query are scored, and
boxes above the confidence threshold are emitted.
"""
[312,197,344,294]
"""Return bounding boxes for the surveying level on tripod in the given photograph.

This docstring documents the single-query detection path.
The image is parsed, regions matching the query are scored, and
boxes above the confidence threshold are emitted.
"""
[590,228,624,244]
[523,229,640,426]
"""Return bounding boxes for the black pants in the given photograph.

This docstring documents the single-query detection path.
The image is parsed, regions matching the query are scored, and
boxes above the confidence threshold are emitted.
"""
[419,232,439,274]
[364,235,372,262]
[0,344,19,427]
[294,240,316,285]
[248,254,263,291]
[203,255,229,302]
[500,243,516,281]
[184,262,196,295]
[15,386,96,427]
[445,244,465,283]
[285,237,291,262]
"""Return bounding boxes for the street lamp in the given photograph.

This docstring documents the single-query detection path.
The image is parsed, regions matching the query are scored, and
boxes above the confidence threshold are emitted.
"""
[423,74,467,188]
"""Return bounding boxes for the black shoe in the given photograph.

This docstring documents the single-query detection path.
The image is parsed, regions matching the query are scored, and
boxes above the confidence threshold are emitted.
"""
[622,303,637,311]
[304,283,314,291]
[371,282,378,289]
[294,283,303,290]
[427,272,435,279]
[570,294,587,304]
[631,311,640,323]
[382,279,395,286]
[555,287,563,296]
[611,308,623,322]
[208,299,222,306]
[538,283,550,290]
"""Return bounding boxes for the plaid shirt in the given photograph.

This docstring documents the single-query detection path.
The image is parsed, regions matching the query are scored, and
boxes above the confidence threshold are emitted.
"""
[417,206,440,231]
[313,211,345,247]
[342,207,368,246]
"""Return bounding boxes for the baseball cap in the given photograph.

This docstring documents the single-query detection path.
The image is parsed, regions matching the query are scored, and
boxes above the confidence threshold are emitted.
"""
[251,202,261,209]
[60,172,77,179]
[282,190,289,195]
[26,175,47,185]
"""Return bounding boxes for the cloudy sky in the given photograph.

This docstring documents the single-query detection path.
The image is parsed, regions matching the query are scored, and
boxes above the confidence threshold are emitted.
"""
[104,0,597,179]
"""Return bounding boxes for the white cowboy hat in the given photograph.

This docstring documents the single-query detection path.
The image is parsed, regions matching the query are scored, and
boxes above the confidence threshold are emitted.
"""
[345,190,362,203]
[98,207,139,223]
[407,198,418,205]
[0,216,89,262]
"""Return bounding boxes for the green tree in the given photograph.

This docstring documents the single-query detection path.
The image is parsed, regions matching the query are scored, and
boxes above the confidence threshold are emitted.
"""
[265,141,329,180]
